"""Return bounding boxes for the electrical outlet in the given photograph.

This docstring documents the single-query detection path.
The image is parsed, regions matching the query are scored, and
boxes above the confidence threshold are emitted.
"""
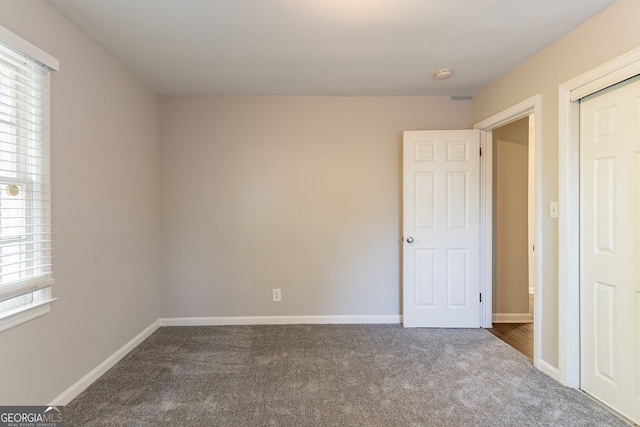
[272,288,281,302]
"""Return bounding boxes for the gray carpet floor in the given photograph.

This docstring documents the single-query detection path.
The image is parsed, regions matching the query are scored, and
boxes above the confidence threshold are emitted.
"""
[65,325,628,426]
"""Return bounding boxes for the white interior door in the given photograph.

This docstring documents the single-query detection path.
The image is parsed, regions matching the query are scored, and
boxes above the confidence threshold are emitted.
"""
[403,130,480,328]
[580,75,640,424]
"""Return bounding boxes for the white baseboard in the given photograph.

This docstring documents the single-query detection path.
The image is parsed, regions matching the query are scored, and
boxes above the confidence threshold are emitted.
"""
[159,314,402,327]
[537,358,560,381]
[492,312,533,323]
[49,320,160,406]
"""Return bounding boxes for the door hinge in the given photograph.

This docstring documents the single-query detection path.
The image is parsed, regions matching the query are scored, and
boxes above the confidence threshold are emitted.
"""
[479,147,482,157]
[479,293,482,303]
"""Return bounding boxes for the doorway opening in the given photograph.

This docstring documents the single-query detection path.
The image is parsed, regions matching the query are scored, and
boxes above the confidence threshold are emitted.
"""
[473,94,543,373]
[487,116,534,360]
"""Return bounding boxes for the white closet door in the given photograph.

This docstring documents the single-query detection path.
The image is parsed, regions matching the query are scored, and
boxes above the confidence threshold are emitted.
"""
[580,75,640,424]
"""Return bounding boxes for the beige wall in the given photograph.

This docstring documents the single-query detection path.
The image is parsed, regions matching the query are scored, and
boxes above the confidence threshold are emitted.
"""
[492,118,529,315]
[0,1,160,404]
[472,0,640,370]
[160,96,470,318]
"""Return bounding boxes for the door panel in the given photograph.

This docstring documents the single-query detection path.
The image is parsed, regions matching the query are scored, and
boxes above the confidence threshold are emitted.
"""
[447,249,468,306]
[447,172,468,229]
[594,156,616,253]
[415,173,435,228]
[403,130,480,328]
[580,75,640,424]
[594,281,616,382]
[415,249,435,306]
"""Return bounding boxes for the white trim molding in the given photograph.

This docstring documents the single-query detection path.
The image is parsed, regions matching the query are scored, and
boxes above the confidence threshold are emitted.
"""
[0,24,59,70]
[49,320,160,406]
[538,359,560,382]
[0,298,56,334]
[160,315,402,327]
[474,95,542,130]
[492,313,533,323]
[473,94,543,371]
[558,46,640,389]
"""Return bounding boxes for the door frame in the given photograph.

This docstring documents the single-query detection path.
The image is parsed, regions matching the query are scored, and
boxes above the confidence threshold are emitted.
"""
[558,46,640,388]
[473,94,543,369]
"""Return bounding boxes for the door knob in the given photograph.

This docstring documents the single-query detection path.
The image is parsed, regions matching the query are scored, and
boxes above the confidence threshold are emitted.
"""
[406,236,414,243]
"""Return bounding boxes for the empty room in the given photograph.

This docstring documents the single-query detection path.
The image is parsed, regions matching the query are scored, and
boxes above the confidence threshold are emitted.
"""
[0,0,639,425]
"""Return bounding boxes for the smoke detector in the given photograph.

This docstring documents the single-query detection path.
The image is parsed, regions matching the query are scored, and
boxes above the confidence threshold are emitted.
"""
[434,68,453,80]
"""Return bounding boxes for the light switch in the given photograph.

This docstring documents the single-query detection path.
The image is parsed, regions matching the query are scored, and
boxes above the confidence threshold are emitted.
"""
[549,201,559,218]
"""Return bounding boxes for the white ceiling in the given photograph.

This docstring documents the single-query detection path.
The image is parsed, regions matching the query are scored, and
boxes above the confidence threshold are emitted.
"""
[46,0,618,96]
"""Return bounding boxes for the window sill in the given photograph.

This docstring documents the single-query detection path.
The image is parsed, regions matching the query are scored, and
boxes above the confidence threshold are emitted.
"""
[0,298,57,334]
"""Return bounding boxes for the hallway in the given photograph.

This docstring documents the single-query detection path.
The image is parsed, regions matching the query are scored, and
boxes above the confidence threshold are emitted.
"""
[488,295,534,360]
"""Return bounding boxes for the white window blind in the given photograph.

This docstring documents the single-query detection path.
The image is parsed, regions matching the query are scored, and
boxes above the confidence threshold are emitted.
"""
[0,35,55,329]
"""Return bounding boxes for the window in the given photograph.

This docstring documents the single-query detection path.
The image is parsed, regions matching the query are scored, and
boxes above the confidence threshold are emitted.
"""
[0,26,58,332]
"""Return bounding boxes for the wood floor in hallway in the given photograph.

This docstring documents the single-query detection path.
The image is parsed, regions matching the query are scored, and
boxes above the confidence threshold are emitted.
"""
[487,295,534,361]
